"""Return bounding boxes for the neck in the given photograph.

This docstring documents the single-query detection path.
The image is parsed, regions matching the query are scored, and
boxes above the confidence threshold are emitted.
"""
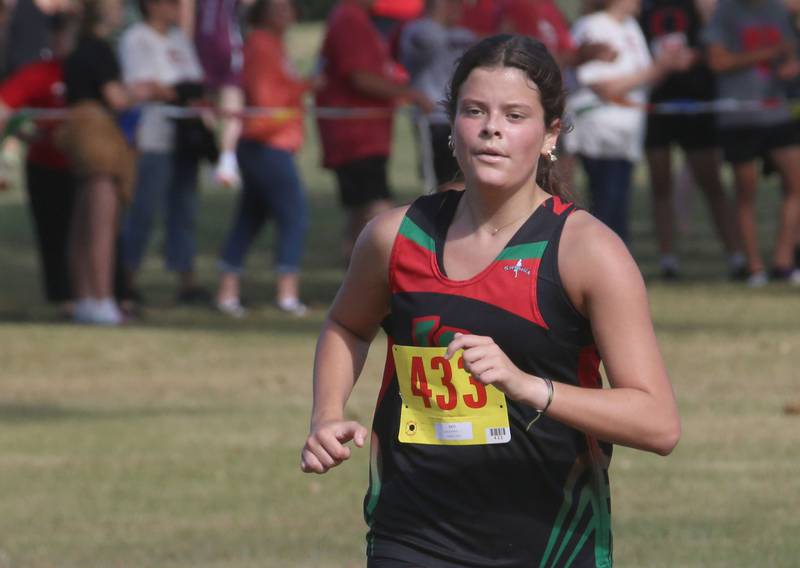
[461,182,550,235]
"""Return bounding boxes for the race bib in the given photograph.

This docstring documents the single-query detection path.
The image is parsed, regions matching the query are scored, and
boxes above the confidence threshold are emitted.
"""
[392,345,511,446]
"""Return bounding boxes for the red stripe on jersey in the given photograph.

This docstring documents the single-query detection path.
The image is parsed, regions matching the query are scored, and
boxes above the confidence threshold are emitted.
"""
[577,345,603,389]
[551,195,572,216]
[376,336,396,407]
[392,235,548,328]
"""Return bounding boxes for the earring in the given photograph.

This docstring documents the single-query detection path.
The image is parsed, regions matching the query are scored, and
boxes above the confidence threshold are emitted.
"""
[448,134,455,156]
[547,149,557,162]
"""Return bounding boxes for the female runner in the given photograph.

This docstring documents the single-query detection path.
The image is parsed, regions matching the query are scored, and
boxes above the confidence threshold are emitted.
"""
[301,34,680,568]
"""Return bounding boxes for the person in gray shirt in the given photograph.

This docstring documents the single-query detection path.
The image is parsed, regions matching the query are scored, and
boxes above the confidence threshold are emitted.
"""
[704,0,800,285]
[399,0,476,190]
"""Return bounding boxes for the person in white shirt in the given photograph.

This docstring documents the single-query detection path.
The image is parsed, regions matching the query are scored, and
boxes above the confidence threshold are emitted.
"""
[564,0,691,242]
[119,0,209,306]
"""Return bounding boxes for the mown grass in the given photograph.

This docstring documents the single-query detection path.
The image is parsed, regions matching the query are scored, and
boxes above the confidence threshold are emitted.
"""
[0,21,799,568]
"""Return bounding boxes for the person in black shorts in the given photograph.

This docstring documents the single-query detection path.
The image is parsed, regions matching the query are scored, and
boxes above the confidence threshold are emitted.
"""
[640,0,743,280]
[703,0,800,286]
[301,35,680,567]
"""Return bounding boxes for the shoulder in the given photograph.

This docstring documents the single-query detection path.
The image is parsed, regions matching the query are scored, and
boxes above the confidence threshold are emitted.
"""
[359,204,410,258]
[348,204,410,286]
[558,210,645,315]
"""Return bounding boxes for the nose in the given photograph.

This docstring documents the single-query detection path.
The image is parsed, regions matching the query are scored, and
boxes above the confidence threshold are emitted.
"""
[480,112,502,139]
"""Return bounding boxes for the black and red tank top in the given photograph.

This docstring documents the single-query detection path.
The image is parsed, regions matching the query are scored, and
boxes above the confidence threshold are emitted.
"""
[365,191,613,568]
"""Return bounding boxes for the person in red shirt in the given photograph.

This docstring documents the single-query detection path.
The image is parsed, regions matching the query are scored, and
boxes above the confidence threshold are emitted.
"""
[502,0,574,59]
[0,14,75,316]
[460,0,502,36]
[315,0,432,262]
[215,0,319,317]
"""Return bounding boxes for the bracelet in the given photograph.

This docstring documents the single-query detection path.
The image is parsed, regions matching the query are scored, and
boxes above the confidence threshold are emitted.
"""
[525,377,554,431]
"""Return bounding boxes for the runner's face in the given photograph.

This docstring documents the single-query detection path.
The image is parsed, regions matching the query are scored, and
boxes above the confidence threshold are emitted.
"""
[453,66,558,192]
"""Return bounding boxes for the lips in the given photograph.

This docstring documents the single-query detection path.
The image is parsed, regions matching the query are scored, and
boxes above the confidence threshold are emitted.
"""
[475,147,507,157]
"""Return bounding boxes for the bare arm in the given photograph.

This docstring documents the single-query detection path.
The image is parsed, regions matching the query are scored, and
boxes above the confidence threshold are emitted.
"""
[588,44,692,100]
[448,212,680,455]
[300,206,408,473]
[350,71,434,114]
[706,41,792,74]
[552,213,680,454]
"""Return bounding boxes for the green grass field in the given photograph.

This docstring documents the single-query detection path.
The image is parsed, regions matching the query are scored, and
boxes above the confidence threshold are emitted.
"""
[1,22,800,568]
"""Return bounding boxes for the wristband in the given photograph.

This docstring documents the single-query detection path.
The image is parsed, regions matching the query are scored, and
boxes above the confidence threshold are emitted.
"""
[525,377,554,431]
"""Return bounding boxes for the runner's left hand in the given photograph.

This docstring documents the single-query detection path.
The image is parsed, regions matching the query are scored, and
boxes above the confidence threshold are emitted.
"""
[446,333,546,406]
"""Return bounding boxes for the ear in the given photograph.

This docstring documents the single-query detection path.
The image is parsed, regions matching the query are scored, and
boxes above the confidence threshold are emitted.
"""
[541,118,561,157]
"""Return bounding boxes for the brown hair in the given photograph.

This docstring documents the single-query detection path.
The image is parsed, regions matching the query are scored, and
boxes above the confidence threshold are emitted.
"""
[445,34,568,198]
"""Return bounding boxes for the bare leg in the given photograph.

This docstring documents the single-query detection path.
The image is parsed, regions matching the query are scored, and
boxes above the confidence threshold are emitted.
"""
[685,148,741,254]
[216,272,241,303]
[85,176,119,299]
[69,184,92,300]
[646,147,675,257]
[767,145,800,270]
[215,86,244,187]
[731,161,763,274]
[276,272,300,304]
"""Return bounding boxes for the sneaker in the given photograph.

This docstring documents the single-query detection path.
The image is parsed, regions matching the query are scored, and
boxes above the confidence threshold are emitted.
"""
[216,297,246,318]
[73,298,123,325]
[769,266,800,285]
[93,298,124,325]
[214,151,240,188]
[73,298,96,324]
[176,286,212,305]
[746,271,768,288]
[277,297,307,317]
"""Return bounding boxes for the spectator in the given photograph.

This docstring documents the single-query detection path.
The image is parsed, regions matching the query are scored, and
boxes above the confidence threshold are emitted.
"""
[640,0,744,279]
[215,0,316,317]
[500,0,616,201]
[564,0,691,242]
[59,0,151,325]
[2,0,73,78]
[460,0,501,37]
[0,13,76,317]
[183,0,246,188]
[704,0,800,285]
[119,0,208,307]
[315,0,433,263]
[399,0,476,191]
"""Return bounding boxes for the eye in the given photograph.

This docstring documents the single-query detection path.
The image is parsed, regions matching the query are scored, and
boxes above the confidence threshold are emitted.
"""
[507,112,525,121]
[462,106,483,116]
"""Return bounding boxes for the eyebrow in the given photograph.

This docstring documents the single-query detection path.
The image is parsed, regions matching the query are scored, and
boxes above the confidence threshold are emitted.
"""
[460,99,535,112]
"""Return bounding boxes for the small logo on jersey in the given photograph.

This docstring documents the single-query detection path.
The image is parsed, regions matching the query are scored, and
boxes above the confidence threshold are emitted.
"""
[504,259,531,278]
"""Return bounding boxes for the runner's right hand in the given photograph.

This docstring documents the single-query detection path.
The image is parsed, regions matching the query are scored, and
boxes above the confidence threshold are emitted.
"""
[300,419,368,474]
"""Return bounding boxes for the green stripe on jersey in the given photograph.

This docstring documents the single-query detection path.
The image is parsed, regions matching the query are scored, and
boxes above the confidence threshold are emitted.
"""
[399,217,435,253]
[497,241,547,261]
